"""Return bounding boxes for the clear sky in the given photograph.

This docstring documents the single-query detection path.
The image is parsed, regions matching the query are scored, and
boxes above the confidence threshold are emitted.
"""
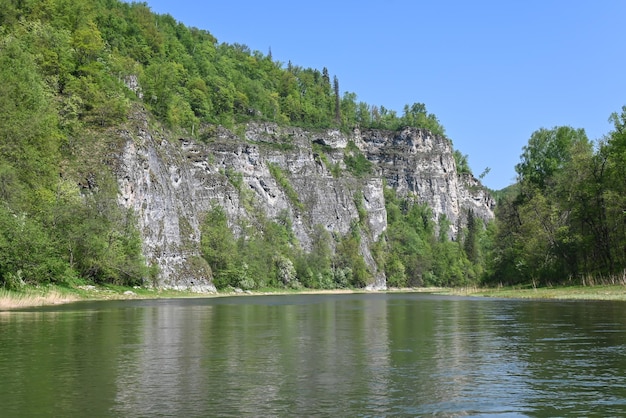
[137,0,626,190]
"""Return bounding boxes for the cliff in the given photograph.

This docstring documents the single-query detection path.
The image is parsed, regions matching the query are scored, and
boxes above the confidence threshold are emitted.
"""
[116,109,495,291]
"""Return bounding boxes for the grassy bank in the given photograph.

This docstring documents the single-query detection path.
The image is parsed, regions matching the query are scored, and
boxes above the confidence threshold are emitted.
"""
[2,283,626,311]
[0,284,371,311]
[0,287,79,310]
[439,284,626,301]
[0,284,211,311]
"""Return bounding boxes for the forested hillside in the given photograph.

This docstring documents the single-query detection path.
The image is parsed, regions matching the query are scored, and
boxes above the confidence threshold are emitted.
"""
[1,0,623,291]
[2,0,447,132]
[0,0,485,290]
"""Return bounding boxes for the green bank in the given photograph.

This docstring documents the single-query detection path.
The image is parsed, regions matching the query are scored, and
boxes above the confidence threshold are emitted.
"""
[4,282,626,311]
[441,284,626,301]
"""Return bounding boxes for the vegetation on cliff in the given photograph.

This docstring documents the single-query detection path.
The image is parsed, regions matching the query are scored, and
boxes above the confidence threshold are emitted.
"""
[0,0,476,290]
[1,0,622,292]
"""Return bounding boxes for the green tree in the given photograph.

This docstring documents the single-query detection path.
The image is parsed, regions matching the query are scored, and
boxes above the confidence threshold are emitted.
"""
[333,75,341,124]
[334,221,370,287]
[487,126,602,285]
[72,21,105,65]
[0,35,61,190]
[464,209,479,263]
[516,126,589,191]
[200,205,238,288]
[454,150,471,175]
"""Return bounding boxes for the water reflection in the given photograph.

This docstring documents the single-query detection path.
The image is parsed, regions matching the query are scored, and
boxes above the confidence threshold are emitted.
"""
[1,294,626,416]
[113,304,209,416]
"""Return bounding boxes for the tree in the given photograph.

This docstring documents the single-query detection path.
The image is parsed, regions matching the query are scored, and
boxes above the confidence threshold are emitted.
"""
[479,167,491,180]
[454,150,471,175]
[200,205,238,288]
[487,125,611,285]
[464,209,479,263]
[333,75,341,124]
[0,35,61,189]
[516,126,589,191]
[72,21,105,65]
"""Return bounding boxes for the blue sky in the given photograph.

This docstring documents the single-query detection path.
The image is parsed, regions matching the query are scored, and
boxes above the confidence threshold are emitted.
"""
[138,1,626,190]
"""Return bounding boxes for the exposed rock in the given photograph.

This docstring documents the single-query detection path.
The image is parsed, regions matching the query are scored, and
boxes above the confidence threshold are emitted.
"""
[357,127,495,237]
[116,110,494,291]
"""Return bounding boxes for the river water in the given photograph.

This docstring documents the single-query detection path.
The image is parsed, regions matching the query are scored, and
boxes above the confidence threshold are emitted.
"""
[1,293,626,416]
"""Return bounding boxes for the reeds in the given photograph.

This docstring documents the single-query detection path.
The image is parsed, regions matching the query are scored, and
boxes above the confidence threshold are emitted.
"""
[0,289,77,310]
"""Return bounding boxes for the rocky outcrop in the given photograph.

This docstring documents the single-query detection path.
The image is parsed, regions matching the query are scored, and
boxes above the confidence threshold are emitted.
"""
[115,110,494,291]
[356,127,495,237]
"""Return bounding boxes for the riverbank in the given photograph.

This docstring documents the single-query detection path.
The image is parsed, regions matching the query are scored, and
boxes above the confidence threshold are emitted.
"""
[437,284,626,301]
[0,285,206,310]
[2,283,626,310]
[0,284,362,310]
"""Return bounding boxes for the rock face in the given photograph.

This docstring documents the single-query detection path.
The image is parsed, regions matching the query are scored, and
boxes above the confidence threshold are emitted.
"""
[356,127,494,237]
[116,110,494,291]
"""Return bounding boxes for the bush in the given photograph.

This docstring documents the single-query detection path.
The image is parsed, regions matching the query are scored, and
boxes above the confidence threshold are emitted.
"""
[343,141,373,177]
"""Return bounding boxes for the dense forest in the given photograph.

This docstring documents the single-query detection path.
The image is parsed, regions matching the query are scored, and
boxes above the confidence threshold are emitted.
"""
[486,121,626,286]
[0,0,624,290]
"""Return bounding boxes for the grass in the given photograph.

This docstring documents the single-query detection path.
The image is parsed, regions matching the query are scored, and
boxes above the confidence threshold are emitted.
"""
[438,284,626,301]
[0,287,79,310]
[3,282,626,311]
[0,284,215,311]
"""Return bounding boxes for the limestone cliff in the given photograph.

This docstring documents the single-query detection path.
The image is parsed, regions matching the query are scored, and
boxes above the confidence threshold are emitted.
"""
[116,109,494,291]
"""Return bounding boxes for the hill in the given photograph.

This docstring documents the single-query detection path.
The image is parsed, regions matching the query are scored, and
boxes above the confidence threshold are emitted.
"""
[0,0,493,290]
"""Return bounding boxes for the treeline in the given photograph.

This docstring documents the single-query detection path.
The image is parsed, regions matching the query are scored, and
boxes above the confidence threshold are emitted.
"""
[1,0,445,133]
[485,115,626,286]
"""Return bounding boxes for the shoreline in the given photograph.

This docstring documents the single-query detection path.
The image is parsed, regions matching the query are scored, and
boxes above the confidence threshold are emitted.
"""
[438,284,626,301]
[2,283,626,311]
[0,285,444,311]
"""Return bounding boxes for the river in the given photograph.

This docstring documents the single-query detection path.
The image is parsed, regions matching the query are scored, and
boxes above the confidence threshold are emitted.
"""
[1,293,625,416]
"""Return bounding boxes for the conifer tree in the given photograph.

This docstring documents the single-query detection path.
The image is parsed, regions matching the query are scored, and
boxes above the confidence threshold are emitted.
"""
[333,75,341,124]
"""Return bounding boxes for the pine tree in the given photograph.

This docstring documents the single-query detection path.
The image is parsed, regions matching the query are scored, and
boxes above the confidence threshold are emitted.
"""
[333,75,340,124]
[464,209,478,263]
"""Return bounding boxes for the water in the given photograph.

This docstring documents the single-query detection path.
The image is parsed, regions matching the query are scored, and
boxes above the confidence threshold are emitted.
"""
[1,293,626,417]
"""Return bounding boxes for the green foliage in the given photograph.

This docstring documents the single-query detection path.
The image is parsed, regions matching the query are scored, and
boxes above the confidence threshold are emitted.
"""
[200,199,382,290]
[3,0,451,135]
[354,191,368,227]
[200,204,302,289]
[381,187,487,287]
[224,167,244,191]
[488,120,626,286]
[516,126,588,190]
[274,254,297,287]
[0,35,61,189]
[400,103,446,136]
[0,176,147,288]
[0,206,65,285]
[268,163,304,211]
[384,190,435,287]
[312,143,341,177]
[334,221,370,287]
[454,150,471,175]
[294,224,334,289]
[464,209,479,263]
[0,5,149,288]
[200,205,237,288]
[344,141,373,177]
